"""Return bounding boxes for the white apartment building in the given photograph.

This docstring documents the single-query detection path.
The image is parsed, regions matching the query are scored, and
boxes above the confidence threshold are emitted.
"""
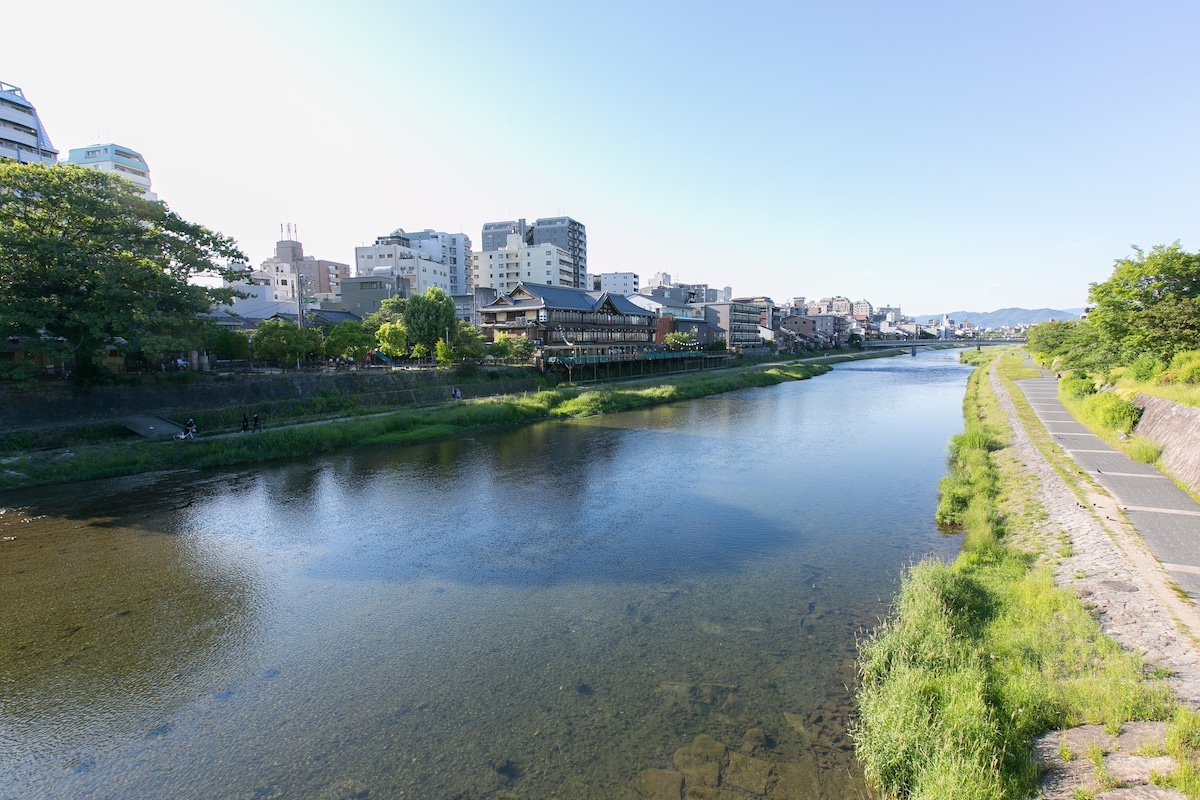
[0,81,57,164]
[592,272,640,295]
[354,228,468,296]
[470,233,575,294]
[65,143,157,200]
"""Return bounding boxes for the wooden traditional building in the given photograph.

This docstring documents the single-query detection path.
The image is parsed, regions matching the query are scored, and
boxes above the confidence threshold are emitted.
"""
[479,283,659,367]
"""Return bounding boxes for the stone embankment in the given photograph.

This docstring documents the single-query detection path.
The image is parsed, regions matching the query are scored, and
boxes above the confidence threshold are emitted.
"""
[1136,395,1200,497]
[994,364,1200,799]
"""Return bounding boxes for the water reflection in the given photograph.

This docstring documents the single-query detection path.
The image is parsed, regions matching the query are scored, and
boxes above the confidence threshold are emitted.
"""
[1,350,971,799]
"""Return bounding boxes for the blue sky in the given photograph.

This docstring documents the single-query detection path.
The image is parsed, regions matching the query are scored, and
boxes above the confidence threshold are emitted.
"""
[9,0,1199,313]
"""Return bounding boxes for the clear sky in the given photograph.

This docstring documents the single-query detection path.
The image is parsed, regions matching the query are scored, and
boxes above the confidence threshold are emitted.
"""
[8,0,1199,314]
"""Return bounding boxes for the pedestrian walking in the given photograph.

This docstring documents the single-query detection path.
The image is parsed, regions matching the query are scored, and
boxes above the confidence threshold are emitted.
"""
[252,413,261,432]
[241,414,249,433]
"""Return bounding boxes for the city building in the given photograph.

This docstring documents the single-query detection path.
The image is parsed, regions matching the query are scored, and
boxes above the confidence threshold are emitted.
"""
[478,283,657,365]
[591,272,640,295]
[319,275,408,318]
[471,233,576,294]
[692,301,765,353]
[480,216,587,289]
[268,227,351,300]
[645,272,672,290]
[0,81,57,164]
[355,227,469,296]
[65,143,157,200]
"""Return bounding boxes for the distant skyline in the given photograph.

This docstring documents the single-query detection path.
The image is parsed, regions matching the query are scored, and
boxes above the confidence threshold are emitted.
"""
[9,0,1199,312]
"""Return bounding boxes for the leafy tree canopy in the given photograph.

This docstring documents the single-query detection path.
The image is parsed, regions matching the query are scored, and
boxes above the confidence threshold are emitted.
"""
[324,320,374,360]
[0,163,245,381]
[361,294,406,335]
[405,287,457,352]
[664,331,699,351]
[251,318,323,365]
[375,321,408,358]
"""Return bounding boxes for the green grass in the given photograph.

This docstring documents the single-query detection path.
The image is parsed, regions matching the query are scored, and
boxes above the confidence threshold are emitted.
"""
[854,349,1174,800]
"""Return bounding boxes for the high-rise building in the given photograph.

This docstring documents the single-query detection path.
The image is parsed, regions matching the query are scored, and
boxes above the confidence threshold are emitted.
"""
[471,233,575,294]
[0,81,58,164]
[65,143,157,200]
[480,216,586,289]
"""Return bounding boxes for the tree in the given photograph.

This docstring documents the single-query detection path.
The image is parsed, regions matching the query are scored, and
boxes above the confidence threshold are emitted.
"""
[252,319,323,366]
[664,331,698,351]
[361,295,406,335]
[510,336,535,361]
[0,162,245,382]
[454,321,485,359]
[210,328,251,360]
[376,321,408,358]
[324,321,374,360]
[1088,243,1200,364]
[404,288,457,353]
[435,339,452,367]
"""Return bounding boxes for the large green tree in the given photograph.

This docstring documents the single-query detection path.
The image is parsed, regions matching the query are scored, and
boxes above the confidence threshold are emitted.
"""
[323,320,374,360]
[404,287,457,353]
[1088,242,1200,363]
[0,162,245,382]
[361,295,406,335]
[251,318,323,366]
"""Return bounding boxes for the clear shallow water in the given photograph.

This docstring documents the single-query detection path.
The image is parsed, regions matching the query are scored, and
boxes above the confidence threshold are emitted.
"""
[1,351,971,799]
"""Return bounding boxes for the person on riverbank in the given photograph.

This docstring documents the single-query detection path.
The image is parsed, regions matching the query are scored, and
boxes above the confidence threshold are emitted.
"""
[252,413,261,432]
[241,414,249,433]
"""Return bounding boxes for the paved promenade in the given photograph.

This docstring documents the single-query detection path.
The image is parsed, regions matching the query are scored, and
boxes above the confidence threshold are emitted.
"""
[1014,367,1200,601]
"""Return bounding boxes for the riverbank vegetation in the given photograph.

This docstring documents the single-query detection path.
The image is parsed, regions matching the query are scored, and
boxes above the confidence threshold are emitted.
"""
[1025,242,1200,409]
[0,361,831,491]
[854,349,1175,800]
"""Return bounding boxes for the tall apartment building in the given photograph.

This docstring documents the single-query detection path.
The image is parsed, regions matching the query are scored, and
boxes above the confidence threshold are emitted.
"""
[471,233,575,294]
[66,143,157,200]
[354,227,470,297]
[0,81,58,164]
[480,216,586,289]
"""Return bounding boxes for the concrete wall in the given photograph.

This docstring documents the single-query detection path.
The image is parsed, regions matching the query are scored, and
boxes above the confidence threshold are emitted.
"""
[1135,394,1200,496]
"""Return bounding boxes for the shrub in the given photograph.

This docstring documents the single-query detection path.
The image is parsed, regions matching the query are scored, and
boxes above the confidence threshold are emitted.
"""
[1129,353,1165,381]
[1060,374,1097,399]
[1082,392,1142,433]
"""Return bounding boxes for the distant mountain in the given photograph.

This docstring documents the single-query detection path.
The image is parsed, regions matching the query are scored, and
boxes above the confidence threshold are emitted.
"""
[909,307,1081,328]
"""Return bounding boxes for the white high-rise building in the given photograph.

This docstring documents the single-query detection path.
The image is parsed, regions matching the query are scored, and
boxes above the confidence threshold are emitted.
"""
[0,81,58,164]
[471,233,575,294]
[354,228,470,296]
[65,143,157,200]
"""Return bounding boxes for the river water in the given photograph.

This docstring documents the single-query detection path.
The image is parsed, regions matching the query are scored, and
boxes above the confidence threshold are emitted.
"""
[0,351,970,799]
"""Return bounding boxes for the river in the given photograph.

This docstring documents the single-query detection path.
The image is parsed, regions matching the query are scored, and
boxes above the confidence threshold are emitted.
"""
[0,350,971,799]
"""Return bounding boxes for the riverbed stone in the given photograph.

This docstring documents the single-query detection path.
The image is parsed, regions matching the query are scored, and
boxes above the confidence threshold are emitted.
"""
[672,747,719,787]
[740,727,766,753]
[689,734,727,761]
[723,752,774,795]
[634,768,683,800]
[770,761,820,800]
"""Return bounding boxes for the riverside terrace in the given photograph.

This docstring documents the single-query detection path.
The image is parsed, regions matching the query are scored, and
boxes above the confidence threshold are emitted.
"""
[480,283,664,368]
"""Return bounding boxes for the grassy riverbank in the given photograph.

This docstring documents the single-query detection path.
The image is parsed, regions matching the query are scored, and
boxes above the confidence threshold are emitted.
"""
[0,360,835,491]
[853,350,1175,800]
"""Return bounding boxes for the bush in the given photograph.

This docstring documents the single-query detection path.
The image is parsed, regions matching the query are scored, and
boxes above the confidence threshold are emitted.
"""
[1060,374,1096,399]
[1082,392,1142,433]
[1129,353,1165,381]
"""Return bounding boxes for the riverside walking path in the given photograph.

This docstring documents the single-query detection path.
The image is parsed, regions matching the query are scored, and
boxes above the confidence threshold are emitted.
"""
[998,361,1200,799]
[1015,366,1200,602]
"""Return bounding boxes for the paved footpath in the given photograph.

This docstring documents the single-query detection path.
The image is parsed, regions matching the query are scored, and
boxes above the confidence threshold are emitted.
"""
[1015,366,1200,601]
[998,362,1200,798]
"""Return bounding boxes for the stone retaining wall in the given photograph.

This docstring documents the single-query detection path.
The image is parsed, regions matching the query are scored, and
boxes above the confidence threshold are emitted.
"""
[1136,394,1200,495]
[0,370,541,432]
